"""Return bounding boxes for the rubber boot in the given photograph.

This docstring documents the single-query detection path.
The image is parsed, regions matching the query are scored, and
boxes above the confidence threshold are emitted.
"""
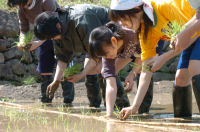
[115,76,130,110]
[192,74,200,112]
[40,75,53,103]
[173,84,192,117]
[85,75,102,108]
[61,80,74,105]
[136,74,153,114]
[98,74,106,107]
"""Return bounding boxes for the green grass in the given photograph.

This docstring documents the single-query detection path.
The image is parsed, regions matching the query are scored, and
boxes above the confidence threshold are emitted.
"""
[1,0,110,13]
[10,77,37,86]
[22,77,37,85]
[0,0,17,12]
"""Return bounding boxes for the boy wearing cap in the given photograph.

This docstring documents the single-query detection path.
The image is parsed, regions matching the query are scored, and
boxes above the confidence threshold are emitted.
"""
[7,0,75,104]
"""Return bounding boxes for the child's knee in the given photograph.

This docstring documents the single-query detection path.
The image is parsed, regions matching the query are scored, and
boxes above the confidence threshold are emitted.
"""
[175,70,190,86]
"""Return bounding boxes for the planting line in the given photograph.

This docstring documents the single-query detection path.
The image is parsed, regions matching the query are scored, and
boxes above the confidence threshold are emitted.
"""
[0,101,199,131]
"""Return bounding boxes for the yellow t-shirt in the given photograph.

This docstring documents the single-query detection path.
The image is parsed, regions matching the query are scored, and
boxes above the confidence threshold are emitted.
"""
[140,0,196,61]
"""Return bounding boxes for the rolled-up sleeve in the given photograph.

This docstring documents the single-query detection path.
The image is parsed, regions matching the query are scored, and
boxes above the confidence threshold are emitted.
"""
[102,58,116,79]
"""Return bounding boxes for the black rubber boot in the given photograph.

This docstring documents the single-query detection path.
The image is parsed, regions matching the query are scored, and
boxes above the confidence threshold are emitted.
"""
[173,84,192,117]
[136,74,153,114]
[41,75,53,103]
[61,80,74,105]
[192,74,200,112]
[115,76,130,110]
[97,74,106,107]
[85,75,102,108]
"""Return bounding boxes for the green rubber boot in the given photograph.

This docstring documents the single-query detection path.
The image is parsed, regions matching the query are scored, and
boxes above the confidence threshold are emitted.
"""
[192,74,200,112]
[85,75,102,108]
[173,84,192,117]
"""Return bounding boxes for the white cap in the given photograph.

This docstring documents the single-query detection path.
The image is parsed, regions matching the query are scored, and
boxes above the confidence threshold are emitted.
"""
[188,0,200,9]
[110,0,143,10]
[110,0,155,24]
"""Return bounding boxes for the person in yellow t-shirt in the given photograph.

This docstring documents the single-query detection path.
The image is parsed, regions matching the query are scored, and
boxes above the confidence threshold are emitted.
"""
[174,0,200,51]
[110,0,200,119]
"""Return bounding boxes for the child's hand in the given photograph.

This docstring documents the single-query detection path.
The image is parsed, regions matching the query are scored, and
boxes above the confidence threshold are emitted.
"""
[150,56,165,72]
[65,73,83,83]
[23,43,32,51]
[17,43,32,51]
[46,80,60,99]
[169,40,176,50]
[124,71,136,93]
[119,106,137,120]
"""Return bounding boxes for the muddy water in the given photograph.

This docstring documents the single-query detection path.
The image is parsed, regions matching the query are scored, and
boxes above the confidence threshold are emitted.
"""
[1,100,200,132]
[0,106,155,132]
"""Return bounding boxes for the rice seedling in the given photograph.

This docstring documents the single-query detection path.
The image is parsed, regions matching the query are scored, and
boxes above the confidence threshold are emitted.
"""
[65,107,72,114]
[6,122,11,132]
[63,119,70,132]
[113,104,123,120]
[16,31,34,50]
[161,20,186,49]
[64,64,82,78]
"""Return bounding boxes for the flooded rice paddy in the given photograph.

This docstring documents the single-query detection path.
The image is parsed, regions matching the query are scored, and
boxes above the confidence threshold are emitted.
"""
[0,99,200,132]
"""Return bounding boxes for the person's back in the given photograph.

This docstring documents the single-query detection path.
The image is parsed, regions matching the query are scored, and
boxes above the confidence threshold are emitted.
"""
[54,4,110,57]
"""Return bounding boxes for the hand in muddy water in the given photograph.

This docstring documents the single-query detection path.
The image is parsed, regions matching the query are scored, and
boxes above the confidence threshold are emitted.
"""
[119,106,137,120]
[46,80,60,99]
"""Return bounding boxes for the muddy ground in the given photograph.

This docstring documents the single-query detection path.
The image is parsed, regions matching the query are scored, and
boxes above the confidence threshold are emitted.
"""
[0,80,199,113]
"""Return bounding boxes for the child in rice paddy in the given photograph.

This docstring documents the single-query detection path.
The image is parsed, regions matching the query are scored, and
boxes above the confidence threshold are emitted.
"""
[109,0,200,119]
[88,21,152,118]
[87,22,165,118]
[34,4,131,108]
[7,0,75,104]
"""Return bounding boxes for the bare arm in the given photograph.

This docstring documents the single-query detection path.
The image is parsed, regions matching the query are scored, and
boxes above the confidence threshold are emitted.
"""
[67,58,98,83]
[105,77,117,118]
[131,59,153,109]
[175,15,200,51]
[29,40,46,51]
[115,58,132,73]
[54,60,67,82]
[119,58,156,119]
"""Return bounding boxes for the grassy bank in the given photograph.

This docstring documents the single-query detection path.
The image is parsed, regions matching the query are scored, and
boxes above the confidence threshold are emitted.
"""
[0,0,110,12]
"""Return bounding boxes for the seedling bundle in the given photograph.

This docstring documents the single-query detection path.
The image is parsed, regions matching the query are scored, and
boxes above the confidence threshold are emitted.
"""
[16,31,34,49]
[161,20,186,42]
[64,64,82,78]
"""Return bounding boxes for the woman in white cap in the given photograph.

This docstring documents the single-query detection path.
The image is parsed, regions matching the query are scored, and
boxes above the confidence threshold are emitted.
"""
[109,0,200,119]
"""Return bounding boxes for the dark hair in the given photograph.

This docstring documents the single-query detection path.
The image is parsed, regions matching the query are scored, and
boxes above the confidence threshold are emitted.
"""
[89,21,124,60]
[34,11,61,40]
[110,5,153,41]
[7,0,28,7]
